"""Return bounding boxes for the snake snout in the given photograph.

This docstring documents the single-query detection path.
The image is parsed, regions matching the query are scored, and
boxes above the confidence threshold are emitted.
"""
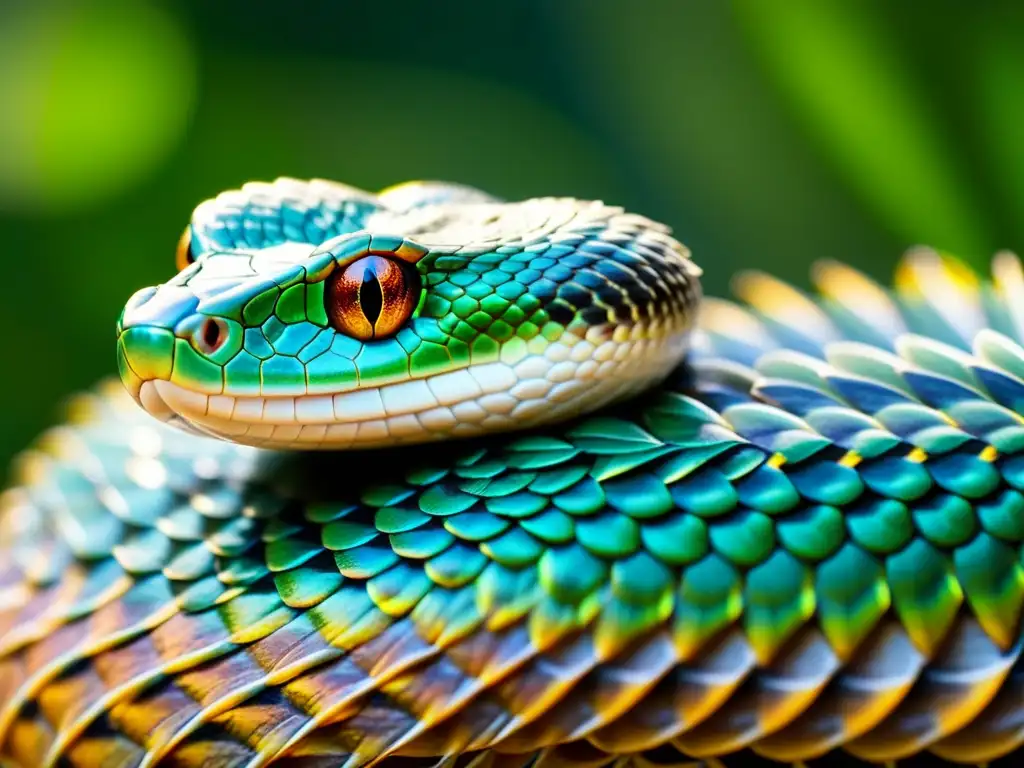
[117,322,175,397]
[116,285,216,407]
[120,285,199,331]
[116,286,189,394]
[117,278,252,435]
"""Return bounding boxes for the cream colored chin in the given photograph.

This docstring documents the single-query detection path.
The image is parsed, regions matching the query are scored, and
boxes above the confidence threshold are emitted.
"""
[136,330,691,450]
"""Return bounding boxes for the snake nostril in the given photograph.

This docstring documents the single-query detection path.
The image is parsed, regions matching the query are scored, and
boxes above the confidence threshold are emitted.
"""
[196,317,225,355]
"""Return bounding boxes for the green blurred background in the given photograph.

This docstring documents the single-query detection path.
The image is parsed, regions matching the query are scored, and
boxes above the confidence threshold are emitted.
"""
[1,0,1023,469]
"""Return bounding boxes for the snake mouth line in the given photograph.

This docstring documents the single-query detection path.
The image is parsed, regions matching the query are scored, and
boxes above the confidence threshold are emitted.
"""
[133,331,690,450]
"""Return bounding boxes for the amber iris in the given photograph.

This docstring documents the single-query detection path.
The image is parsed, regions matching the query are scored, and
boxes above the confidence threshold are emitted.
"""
[326,255,419,340]
[175,227,194,271]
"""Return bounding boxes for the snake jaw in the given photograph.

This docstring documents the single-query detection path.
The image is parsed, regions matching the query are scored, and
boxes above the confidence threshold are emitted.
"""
[123,324,692,450]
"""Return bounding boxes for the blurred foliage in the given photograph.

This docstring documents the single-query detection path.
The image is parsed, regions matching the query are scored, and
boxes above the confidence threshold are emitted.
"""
[0,1,194,211]
[735,0,993,257]
[0,0,1023,470]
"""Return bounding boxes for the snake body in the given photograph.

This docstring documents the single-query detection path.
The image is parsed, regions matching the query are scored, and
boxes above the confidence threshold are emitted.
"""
[0,179,1022,767]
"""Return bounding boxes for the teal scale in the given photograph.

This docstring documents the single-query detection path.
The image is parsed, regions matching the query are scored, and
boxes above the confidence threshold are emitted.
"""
[0,178,1020,768]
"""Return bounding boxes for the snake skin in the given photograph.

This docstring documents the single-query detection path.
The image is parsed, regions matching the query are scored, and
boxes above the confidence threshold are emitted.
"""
[0,185,1022,768]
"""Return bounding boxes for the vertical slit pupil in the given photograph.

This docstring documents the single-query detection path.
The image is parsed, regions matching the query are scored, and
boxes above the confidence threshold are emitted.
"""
[360,266,384,332]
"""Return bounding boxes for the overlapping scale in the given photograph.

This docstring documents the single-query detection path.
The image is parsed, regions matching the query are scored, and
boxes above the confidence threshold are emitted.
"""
[1,250,1024,767]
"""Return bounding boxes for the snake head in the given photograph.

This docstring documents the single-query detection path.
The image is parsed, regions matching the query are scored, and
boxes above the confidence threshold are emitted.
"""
[116,180,701,449]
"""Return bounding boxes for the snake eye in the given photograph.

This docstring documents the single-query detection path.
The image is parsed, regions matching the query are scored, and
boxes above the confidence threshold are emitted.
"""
[176,226,195,271]
[326,255,419,341]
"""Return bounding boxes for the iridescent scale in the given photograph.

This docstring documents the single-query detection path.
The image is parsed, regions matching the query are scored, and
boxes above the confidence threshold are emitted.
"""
[1,250,1023,767]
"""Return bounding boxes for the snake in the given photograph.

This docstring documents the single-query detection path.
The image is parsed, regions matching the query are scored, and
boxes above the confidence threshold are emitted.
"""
[0,178,1021,768]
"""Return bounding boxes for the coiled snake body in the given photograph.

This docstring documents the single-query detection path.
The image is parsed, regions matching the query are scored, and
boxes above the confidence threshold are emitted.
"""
[0,179,1021,767]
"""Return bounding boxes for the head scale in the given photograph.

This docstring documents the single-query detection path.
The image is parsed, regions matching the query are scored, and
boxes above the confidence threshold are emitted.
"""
[117,179,701,449]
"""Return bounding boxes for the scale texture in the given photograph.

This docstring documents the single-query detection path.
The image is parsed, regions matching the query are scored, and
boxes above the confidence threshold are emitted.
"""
[0,182,1022,768]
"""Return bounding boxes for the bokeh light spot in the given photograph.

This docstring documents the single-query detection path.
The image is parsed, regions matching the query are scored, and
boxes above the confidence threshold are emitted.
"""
[0,1,195,212]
